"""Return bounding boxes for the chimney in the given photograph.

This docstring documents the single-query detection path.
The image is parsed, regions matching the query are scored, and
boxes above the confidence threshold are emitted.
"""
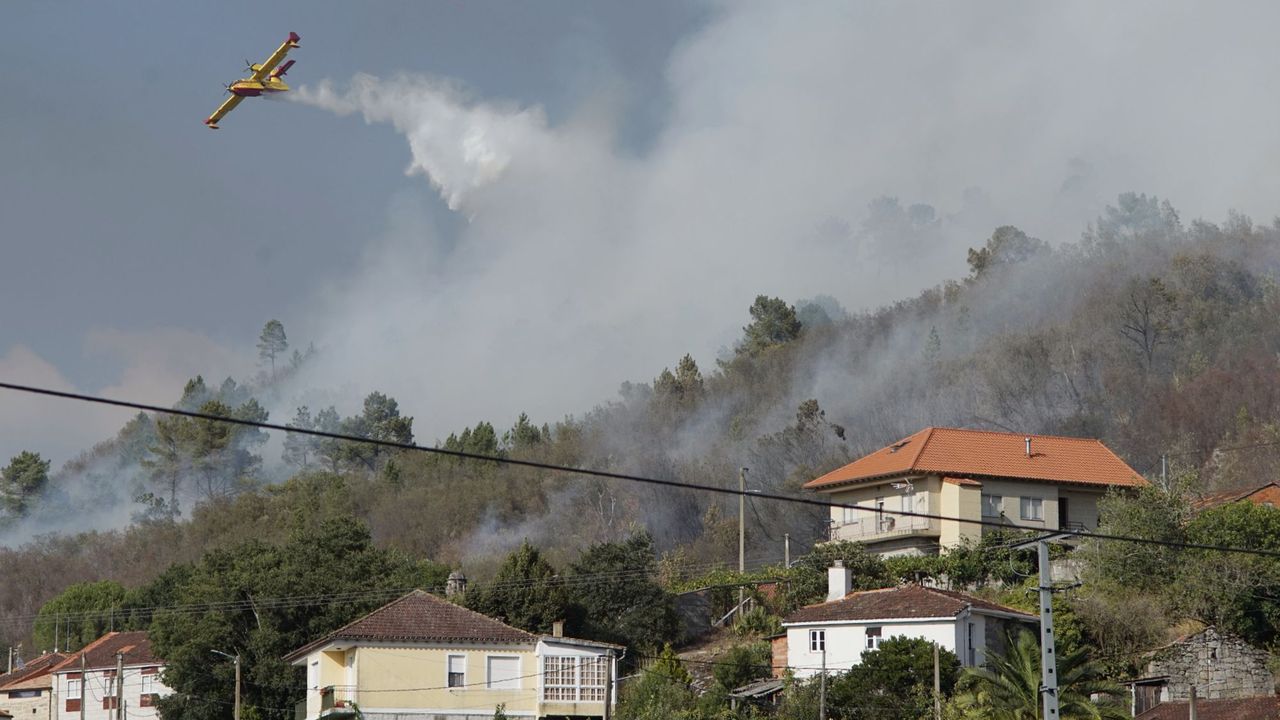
[827,560,851,602]
[445,571,467,598]
[1025,437,1032,457]
[552,620,565,638]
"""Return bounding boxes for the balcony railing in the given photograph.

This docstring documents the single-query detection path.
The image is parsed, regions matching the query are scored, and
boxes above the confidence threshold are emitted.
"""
[830,513,932,542]
[319,686,360,720]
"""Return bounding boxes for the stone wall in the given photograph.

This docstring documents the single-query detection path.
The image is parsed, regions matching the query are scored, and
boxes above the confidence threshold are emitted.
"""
[1145,627,1275,700]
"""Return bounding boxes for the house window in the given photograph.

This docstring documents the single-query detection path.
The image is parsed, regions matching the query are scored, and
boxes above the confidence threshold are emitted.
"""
[579,657,607,703]
[842,505,856,524]
[486,656,522,690]
[865,627,882,650]
[142,674,158,695]
[543,656,576,701]
[103,671,117,697]
[66,679,81,700]
[9,689,41,698]
[981,494,1002,517]
[809,629,825,652]
[447,655,466,688]
[1020,497,1043,521]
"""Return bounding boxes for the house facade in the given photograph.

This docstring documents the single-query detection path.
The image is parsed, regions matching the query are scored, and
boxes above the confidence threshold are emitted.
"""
[805,427,1148,556]
[0,652,68,720]
[48,632,170,720]
[1127,627,1275,716]
[781,564,1035,679]
[286,590,619,720]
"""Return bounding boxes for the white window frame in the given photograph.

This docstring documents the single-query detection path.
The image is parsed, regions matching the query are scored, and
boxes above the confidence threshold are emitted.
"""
[578,657,607,703]
[66,678,82,700]
[865,626,883,650]
[485,655,522,690]
[982,494,1002,517]
[542,655,577,702]
[447,654,466,688]
[103,671,117,697]
[809,629,825,652]
[1020,496,1043,521]
[141,674,157,695]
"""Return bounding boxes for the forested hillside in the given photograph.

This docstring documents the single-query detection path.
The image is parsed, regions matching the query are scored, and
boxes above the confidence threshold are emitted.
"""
[4,191,1280,665]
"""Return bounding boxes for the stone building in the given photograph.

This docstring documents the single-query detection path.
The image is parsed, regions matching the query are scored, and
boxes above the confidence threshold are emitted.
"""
[1129,627,1276,715]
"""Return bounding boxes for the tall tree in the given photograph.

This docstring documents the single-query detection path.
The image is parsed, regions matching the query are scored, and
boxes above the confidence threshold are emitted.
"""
[150,518,447,720]
[282,406,316,470]
[738,296,803,356]
[826,636,959,719]
[33,581,130,651]
[466,541,569,633]
[567,532,680,653]
[257,320,289,378]
[0,450,51,516]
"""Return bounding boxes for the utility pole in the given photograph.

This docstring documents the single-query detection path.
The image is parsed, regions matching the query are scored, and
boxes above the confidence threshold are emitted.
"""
[1161,454,1168,487]
[738,467,748,619]
[211,649,241,720]
[6,646,11,674]
[602,653,613,720]
[79,652,86,720]
[819,648,827,720]
[115,651,124,720]
[1038,539,1060,720]
[933,642,942,720]
[784,533,790,568]
[1189,685,1197,720]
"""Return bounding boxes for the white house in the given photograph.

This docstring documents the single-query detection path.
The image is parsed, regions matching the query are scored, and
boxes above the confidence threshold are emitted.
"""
[49,631,171,720]
[781,563,1035,678]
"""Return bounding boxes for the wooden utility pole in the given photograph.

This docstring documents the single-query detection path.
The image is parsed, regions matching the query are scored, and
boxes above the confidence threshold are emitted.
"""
[115,652,124,720]
[234,654,242,720]
[602,654,613,720]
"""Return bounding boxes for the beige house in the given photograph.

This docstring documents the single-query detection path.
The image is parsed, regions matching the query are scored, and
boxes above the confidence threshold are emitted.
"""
[805,427,1148,556]
[285,590,619,720]
[0,652,68,720]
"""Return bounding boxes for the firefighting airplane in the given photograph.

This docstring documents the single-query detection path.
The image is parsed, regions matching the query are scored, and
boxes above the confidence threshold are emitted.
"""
[204,32,301,129]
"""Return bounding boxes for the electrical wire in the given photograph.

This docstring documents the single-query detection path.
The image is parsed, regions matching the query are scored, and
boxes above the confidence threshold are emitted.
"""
[4,380,1280,562]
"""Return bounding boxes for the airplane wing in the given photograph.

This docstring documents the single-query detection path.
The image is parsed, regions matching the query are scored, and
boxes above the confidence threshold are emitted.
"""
[250,31,301,81]
[204,94,244,129]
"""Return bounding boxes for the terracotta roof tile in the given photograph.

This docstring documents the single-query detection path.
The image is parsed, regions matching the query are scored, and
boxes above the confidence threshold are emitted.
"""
[783,584,1035,624]
[805,427,1147,490]
[285,590,535,662]
[0,653,68,690]
[1191,482,1280,512]
[1137,696,1280,720]
[49,632,159,673]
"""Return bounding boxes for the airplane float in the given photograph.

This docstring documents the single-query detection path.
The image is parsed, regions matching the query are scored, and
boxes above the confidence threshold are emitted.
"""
[205,31,300,129]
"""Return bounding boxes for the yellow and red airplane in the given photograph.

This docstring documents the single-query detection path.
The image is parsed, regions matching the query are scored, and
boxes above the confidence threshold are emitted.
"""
[205,31,301,129]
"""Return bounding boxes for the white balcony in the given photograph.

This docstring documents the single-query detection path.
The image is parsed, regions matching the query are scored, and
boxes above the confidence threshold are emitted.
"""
[829,509,931,538]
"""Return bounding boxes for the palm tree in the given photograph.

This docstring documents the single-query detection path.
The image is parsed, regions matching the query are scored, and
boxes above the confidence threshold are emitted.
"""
[950,630,1130,720]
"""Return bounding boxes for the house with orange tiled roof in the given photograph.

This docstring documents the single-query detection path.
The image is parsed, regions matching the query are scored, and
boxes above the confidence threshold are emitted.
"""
[1192,481,1280,513]
[48,631,170,720]
[804,427,1148,555]
[780,564,1035,678]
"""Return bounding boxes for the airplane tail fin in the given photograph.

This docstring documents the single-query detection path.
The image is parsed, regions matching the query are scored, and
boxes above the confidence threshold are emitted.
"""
[288,31,301,48]
[271,59,296,79]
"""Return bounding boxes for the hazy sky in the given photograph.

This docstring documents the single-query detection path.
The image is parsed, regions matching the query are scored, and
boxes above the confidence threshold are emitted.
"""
[4,1,1280,468]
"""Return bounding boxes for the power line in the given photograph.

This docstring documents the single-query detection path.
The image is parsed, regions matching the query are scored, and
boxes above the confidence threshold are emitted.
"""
[4,381,1280,560]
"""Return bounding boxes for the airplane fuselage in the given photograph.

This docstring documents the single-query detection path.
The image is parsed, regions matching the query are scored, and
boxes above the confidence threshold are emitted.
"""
[228,77,290,97]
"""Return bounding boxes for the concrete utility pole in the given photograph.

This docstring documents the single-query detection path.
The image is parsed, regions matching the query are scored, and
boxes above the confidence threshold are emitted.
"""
[819,648,827,720]
[784,533,790,568]
[1038,539,1060,720]
[211,649,241,720]
[115,651,124,720]
[1189,685,1197,720]
[738,467,748,618]
[933,643,942,720]
[79,652,86,720]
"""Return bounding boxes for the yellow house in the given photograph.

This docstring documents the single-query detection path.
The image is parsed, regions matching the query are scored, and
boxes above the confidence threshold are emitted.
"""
[285,590,620,720]
[805,427,1148,556]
